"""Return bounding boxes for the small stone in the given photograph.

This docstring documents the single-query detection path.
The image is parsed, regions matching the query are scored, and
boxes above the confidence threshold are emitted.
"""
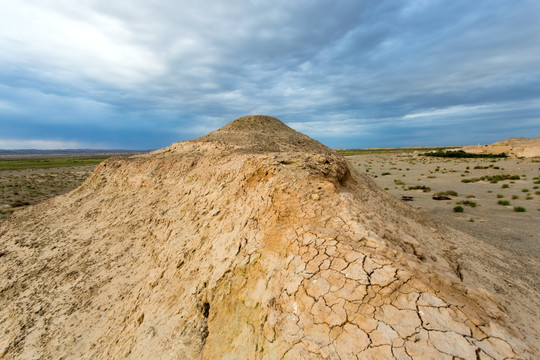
[310,193,320,201]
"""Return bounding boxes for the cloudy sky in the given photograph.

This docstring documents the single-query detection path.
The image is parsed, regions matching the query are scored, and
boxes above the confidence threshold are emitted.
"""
[1,0,539,149]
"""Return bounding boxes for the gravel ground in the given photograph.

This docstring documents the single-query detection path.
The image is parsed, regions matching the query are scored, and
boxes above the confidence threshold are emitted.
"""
[346,154,540,261]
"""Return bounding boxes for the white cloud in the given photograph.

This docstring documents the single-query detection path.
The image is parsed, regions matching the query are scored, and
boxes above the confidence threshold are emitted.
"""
[1,0,539,149]
[287,118,370,137]
[0,139,85,149]
[0,99,19,112]
[403,105,489,119]
[0,1,165,88]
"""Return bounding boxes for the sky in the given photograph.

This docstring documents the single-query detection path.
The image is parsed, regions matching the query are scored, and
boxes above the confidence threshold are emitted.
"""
[1,0,539,150]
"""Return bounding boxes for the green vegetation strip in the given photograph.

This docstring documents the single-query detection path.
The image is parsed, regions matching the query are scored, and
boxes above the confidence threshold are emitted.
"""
[461,174,520,183]
[0,156,110,170]
[423,149,507,158]
[338,147,455,156]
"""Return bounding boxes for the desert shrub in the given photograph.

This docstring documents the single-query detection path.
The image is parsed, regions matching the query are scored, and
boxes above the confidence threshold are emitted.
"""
[462,174,520,183]
[453,206,464,212]
[394,179,405,185]
[474,164,496,169]
[466,195,475,198]
[522,188,529,192]
[381,172,391,176]
[513,206,526,212]
[466,201,477,208]
[496,194,504,198]
[512,195,518,199]
[497,200,510,206]
[501,184,509,188]
[536,191,540,195]
[408,185,431,192]
[435,190,458,197]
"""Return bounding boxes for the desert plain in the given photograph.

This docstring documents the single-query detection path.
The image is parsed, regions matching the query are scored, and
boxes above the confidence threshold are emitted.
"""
[346,153,540,261]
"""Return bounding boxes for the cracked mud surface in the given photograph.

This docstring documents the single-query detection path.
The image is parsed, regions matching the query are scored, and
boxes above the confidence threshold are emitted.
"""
[0,116,538,359]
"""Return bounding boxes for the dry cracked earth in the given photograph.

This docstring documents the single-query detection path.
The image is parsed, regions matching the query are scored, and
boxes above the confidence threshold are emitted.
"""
[0,116,538,359]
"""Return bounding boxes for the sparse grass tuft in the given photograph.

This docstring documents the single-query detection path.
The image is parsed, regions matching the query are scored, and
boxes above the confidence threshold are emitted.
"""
[461,174,520,183]
[453,206,464,213]
[407,185,431,192]
[435,190,458,197]
[513,206,526,212]
[497,200,510,206]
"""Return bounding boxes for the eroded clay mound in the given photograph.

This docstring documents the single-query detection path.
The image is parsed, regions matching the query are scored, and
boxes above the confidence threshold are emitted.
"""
[0,116,537,359]
[462,136,540,158]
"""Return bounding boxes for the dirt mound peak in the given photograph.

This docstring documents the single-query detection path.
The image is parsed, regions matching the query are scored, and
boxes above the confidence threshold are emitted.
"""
[194,115,332,154]
[213,115,292,133]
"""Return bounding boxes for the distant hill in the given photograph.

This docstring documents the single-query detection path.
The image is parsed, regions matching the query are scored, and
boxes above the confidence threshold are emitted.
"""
[462,136,540,158]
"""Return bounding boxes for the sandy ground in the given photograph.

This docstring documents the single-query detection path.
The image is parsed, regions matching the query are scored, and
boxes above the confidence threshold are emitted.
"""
[346,154,540,259]
[346,153,540,289]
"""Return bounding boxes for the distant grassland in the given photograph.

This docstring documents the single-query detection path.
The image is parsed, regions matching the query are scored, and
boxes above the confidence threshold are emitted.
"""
[338,147,457,156]
[0,156,110,170]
